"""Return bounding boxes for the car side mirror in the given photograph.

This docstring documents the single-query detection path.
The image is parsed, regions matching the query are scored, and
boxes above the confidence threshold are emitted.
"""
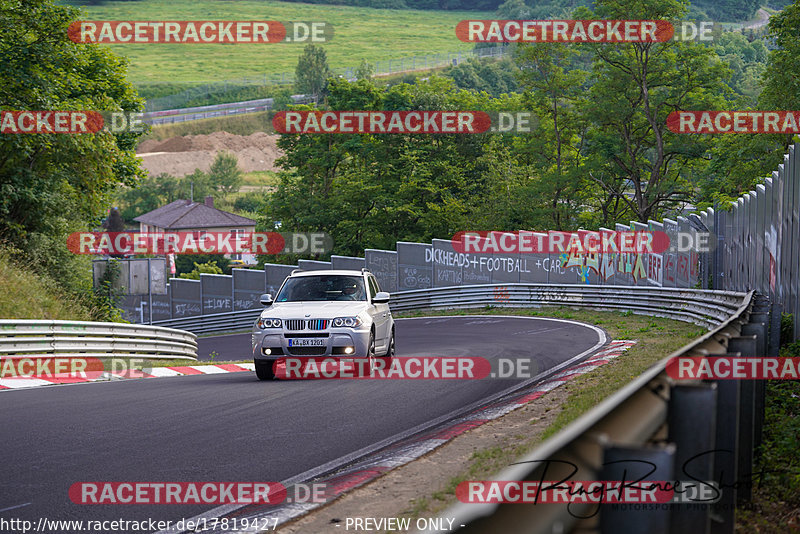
[373,291,390,304]
[260,293,273,306]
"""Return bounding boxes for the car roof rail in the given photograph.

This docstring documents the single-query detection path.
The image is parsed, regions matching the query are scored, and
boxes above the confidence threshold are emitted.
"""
[291,269,304,275]
[361,268,371,274]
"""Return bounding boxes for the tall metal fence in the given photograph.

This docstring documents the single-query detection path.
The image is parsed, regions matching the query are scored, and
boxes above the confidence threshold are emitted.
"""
[714,143,800,340]
[142,45,510,112]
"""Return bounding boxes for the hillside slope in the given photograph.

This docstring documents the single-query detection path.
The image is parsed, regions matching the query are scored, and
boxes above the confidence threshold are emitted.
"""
[0,249,97,321]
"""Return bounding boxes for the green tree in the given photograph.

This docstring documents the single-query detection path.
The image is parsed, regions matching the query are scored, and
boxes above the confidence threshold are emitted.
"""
[174,254,230,277]
[444,57,520,97]
[103,208,126,232]
[0,0,145,294]
[272,88,294,111]
[181,169,216,201]
[496,0,531,18]
[694,0,760,21]
[265,76,520,255]
[580,0,731,222]
[514,42,589,229]
[208,151,243,196]
[355,59,375,81]
[713,31,768,105]
[295,44,332,99]
[693,1,800,208]
[761,1,800,112]
[92,258,124,322]
[118,173,175,220]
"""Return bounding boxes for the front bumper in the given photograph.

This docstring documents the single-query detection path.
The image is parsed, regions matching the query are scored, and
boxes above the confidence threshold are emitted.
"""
[252,327,371,361]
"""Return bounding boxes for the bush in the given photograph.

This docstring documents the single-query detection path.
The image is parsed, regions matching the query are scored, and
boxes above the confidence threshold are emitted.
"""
[757,380,800,501]
[178,261,224,280]
[781,313,795,346]
[174,255,231,277]
[233,192,269,214]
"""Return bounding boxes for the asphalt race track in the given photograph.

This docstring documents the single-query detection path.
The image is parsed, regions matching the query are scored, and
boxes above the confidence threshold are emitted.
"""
[0,316,603,531]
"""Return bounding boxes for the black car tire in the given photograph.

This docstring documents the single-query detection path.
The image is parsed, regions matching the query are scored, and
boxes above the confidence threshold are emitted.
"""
[255,360,276,380]
[381,328,395,360]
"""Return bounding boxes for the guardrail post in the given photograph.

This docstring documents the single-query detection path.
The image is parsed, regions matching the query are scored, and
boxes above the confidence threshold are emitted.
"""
[600,444,675,534]
[727,335,758,505]
[740,319,767,455]
[668,383,717,534]
[708,357,739,534]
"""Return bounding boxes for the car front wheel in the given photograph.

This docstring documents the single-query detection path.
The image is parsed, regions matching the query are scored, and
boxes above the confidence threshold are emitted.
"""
[382,328,395,360]
[255,360,276,380]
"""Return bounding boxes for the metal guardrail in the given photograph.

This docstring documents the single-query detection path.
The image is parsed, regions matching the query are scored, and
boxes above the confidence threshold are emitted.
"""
[153,309,262,336]
[389,284,747,329]
[151,284,748,335]
[0,320,198,361]
[418,289,768,534]
[142,94,314,125]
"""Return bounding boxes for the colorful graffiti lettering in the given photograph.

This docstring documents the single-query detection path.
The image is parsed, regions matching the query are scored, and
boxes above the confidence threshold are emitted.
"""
[562,249,650,284]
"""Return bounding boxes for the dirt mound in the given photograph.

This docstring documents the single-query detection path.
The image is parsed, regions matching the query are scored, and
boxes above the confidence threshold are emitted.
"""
[136,132,283,177]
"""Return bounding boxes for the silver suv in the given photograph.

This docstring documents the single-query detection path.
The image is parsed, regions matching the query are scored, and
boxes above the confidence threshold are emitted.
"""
[251,269,395,380]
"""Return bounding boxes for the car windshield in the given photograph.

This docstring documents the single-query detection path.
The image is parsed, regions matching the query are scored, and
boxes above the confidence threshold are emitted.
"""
[276,275,367,302]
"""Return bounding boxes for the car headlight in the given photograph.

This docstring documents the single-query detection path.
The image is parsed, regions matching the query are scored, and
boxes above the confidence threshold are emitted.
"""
[257,317,282,329]
[332,316,362,328]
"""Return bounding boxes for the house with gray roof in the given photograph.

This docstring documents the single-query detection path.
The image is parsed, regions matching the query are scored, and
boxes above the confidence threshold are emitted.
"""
[134,196,255,233]
[134,196,257,261]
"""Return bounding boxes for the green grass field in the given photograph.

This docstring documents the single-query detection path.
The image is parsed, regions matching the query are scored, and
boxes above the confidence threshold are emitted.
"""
[73,0,488,84]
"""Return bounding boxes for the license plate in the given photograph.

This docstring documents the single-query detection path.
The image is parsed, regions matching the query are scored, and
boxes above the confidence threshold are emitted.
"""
[288,338,325,347]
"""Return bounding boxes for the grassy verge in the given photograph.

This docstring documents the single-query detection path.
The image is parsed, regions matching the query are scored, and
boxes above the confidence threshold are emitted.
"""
[391,306,705,520]
[0,248,99,321]
[76,0,486,84]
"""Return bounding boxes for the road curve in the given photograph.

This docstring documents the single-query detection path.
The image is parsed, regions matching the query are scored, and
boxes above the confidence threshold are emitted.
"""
[0,316,603,531]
